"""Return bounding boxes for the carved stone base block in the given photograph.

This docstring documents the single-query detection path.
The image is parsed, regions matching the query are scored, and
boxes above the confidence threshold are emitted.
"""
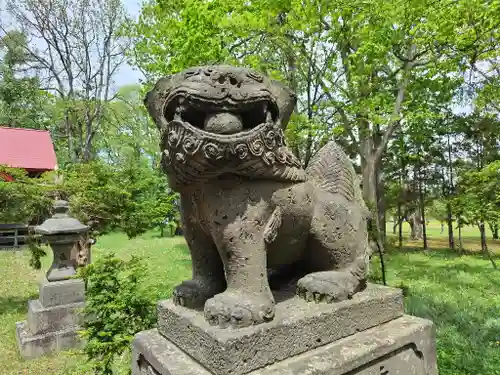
[157,284,404,375]
[132,284,438,375]
[132,315,438,375]
[15,278,85,359]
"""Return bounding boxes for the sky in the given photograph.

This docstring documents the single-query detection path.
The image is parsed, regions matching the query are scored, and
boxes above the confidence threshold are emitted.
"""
[0,0,471,114]
[114,0,144,87]
[0,0,145,88]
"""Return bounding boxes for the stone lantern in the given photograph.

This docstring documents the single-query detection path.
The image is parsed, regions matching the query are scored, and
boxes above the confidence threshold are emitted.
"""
[36,200,89,281]
[16,200,88,360]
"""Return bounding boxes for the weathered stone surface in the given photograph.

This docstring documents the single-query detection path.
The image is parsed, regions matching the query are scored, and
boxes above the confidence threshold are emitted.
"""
[15,320,84,360]
[132,315,438,375]
[35,200,89,235]
[16,278,86,359]
[145,65,372,328]
[39,278,85,308]
[27,299,84,335]
[158,284,404,375]
[35,200,90,282]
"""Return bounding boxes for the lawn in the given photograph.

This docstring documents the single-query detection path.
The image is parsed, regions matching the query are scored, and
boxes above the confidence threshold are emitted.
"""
[0,222,499,375]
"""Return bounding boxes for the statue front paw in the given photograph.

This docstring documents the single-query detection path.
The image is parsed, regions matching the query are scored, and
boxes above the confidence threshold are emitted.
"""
[204,290,275,328]
[173,278,225,309]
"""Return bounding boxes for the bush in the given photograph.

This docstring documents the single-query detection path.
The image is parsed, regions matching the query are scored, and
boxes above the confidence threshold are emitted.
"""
[78,253,157,375]
[62,159,178,239]
[0,166,53,224]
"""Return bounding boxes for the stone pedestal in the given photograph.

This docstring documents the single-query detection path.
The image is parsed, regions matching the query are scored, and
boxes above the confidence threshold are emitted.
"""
[16,278,85,359]
[131,284,438,375]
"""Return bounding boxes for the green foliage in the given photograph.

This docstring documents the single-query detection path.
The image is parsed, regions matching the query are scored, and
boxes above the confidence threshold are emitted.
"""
[26,231,46,270]
[0,30,52,129]
[428,200,449,223]
[96,85,160,166]
[78,253,157,375]
[0,166,53,224]
[61,161,129,235]
[61,159,177,239]
[128,0,489,134]
[456,161,500,226]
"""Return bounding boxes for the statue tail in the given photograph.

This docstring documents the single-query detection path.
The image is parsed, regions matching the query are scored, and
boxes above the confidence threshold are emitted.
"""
[306,140,373,279]
[305,141,365,207]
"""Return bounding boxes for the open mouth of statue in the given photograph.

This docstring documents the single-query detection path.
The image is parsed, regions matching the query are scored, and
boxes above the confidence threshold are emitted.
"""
[163,95,279,135]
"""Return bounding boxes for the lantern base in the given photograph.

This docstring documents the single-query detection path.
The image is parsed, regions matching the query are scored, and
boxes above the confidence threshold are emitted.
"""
[15,320,84,360]
[39,278,85,307]
[15,278,86,359]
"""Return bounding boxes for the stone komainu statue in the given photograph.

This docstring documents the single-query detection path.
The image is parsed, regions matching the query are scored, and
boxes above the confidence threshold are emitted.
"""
[145,65,371,328]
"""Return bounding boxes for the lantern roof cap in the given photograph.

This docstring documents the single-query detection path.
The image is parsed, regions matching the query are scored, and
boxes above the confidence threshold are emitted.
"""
[35,200,89,235]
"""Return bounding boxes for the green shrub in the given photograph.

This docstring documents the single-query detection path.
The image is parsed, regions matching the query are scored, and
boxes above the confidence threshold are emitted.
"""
[78,253,157,375]
[0,166,53,224]
[62,159,178,239]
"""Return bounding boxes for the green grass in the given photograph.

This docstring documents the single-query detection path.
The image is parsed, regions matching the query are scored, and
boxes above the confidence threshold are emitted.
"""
[0,232,191,375]
[1,223,499,374]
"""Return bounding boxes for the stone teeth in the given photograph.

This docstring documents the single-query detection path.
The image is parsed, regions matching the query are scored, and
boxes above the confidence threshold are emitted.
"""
[266,107,272,123]
[174,106,184,121]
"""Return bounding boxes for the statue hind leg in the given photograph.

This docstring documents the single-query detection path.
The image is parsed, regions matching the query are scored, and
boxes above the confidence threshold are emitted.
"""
[297,193,371,303]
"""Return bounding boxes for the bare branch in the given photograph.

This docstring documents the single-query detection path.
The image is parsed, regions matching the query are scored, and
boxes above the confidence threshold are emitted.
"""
[5,0,129,162]
[374,45,417,162]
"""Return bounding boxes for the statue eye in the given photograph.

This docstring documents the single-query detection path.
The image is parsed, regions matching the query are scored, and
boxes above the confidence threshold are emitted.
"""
[247,71,263,82]
[184,68,200,78]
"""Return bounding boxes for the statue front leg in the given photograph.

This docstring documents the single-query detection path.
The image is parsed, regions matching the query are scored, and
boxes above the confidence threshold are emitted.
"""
[204,218,275,328]
[172,204,225,309]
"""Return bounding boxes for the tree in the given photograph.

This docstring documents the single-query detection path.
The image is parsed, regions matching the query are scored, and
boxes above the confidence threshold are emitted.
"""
[95,84,160,166]
[60,158,176,239]
[428,200,448,234]
[455,160,499,269]
[0,30,52,129]
[4,0,130,162]
[0,166,53,224]
[128,0,498,256]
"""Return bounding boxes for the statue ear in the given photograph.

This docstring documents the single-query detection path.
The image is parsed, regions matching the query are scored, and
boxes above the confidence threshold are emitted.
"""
[269,79,297,128]
[144,75,175,131]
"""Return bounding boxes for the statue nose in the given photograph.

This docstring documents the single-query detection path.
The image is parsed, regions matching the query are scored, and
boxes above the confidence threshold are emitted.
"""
[214,74,241,87]
[204,112,243,134]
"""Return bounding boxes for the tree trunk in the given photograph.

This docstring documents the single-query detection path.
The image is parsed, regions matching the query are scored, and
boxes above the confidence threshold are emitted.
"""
[392,215,398,234]
[64,111,75,163]
[418,167,428,250]
[479,222,497,269]
[174,219,183,236]
[446,201,455,250]
[445,131,455,250]
[396,205,403,248]
[408,211,423,240]
[398,216,404,249]
[375,165,386,242]
[362,159,386,285]
[457,218,464,253]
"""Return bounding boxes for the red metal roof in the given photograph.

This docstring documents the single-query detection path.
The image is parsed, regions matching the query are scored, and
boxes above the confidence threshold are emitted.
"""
[0,127,57,172]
